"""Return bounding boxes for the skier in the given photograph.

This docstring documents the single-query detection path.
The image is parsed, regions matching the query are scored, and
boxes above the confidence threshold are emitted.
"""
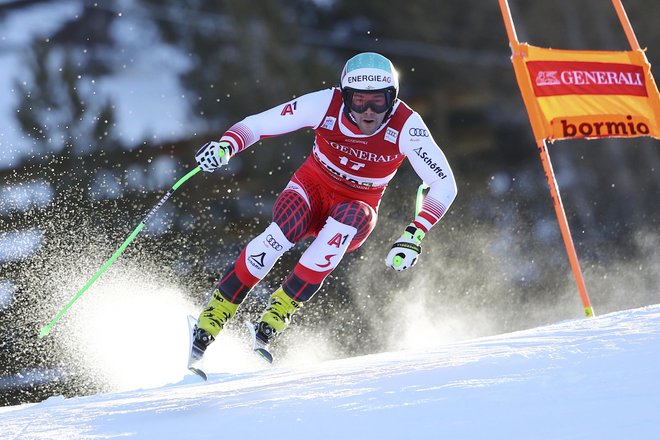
[190,52,457,364]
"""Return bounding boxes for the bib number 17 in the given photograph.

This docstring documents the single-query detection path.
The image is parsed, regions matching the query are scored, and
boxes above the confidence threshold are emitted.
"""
[339,156,365,171]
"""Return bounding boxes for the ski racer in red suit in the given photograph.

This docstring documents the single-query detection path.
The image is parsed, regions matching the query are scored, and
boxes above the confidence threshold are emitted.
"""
[191,52,457,362]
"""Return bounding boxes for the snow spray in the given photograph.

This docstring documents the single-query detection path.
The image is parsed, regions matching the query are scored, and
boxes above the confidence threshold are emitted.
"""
[38,166,201,338]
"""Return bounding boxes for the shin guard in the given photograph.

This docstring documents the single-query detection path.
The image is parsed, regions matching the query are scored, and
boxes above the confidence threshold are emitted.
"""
[283,217,357,301]
[243,222,294,279]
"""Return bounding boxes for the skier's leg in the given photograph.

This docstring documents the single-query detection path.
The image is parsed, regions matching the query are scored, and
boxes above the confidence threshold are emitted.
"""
[259,200,376,336]
[197,187,311,339]
[331,198,377,253]
[272,182,312,243]
[196,222,294,341]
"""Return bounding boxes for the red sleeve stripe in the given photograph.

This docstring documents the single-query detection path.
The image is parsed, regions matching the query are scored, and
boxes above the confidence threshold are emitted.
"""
[413,212,435,232]
[224,122,255,153]
[421,196,447,220]
[412,197,447,232]
[412,219,431,233]
[221,132,243,153]
[418,210,438,225]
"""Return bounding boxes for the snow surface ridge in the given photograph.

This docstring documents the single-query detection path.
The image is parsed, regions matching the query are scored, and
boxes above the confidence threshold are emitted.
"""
[1,304,659,439]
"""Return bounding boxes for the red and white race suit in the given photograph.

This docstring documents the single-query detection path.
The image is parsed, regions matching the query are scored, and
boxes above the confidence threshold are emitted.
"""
[214,87,457,303]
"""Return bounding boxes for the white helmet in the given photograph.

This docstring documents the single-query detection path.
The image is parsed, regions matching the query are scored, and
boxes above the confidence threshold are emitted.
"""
[340,52,399,114]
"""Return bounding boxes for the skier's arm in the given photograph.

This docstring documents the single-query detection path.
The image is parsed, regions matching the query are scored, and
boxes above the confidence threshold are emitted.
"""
[399,112,457,233]
[219,89,334,154]
[195,89,334,172]
[386,113,457,271]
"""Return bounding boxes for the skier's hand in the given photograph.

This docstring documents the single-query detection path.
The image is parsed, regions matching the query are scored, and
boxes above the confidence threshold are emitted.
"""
[195,141,232,172]
[385,224,425,271]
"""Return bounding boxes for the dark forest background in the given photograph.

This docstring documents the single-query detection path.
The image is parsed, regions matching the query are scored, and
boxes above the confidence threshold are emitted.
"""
[1,0,658,405]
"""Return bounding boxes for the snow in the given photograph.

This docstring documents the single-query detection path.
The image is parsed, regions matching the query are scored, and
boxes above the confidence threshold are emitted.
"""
[2,304,659,439]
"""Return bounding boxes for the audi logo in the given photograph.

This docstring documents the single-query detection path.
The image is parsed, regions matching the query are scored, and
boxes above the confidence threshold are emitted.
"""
[266,234,283,251]
[409,128,429,137]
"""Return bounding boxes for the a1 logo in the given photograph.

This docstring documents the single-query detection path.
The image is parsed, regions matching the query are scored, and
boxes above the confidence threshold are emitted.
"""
[327,233,349,248]
[281,101,298,116]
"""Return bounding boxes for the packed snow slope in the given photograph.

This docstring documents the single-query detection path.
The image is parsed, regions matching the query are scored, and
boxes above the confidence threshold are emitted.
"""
[2,305,660,439]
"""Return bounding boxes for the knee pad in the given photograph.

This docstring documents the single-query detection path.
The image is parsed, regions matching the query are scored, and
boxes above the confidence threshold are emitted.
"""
[299,217,357,273]
[243,222,294,279]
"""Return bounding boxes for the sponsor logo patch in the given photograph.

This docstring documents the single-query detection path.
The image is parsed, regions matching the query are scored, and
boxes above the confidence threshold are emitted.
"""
[328,141,399,163]
[553,115,651,138]
[527,61,647,97]
[321,116,336,130]
[316,254,336,268]
[347,74,393,85]
[265,234,283,251]
[412,147,447,179]
[384,127,399,144]
[248,252,266,269]
[409,128,429,137]
[280,101,298,116]
[535,70,560,86]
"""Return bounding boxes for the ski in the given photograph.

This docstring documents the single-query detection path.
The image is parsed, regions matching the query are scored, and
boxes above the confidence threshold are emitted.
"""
[245,321,273,364]
[187,315,208,381]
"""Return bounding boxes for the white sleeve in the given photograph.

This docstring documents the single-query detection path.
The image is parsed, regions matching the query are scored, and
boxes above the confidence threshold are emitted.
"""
[399,112,458,232]
[219,88,335,153]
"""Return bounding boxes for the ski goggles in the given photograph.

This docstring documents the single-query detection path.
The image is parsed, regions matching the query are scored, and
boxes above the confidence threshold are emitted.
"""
[346,90,393,114]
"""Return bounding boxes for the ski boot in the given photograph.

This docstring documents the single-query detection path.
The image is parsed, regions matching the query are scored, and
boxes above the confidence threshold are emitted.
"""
[190,326,214,362]
[187,317,213,381]
[197,288,240,342]
[187,289,239,379]
[246,287,301,363]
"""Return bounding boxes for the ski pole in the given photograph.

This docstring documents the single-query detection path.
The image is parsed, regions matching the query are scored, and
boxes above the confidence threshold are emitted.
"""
[415,182,429,216]
[38,165,202,338]
[391,182,429,269]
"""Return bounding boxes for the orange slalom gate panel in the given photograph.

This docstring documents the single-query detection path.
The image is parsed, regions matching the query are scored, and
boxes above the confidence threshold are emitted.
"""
[511,44,660,142]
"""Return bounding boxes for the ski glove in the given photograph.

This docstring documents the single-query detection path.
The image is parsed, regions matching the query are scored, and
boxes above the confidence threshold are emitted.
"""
[385,224,425,271]
[195,141,232,172]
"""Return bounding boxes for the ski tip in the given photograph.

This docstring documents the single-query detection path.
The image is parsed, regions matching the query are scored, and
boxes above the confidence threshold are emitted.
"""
[244,320,274,364]
[188,366,208,381]
[255,348,273,364]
